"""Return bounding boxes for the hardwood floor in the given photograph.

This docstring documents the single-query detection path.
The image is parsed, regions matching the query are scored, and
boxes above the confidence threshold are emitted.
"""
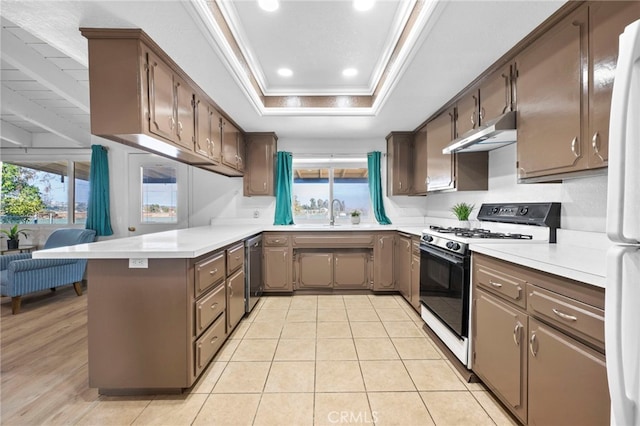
[0,284,100,425]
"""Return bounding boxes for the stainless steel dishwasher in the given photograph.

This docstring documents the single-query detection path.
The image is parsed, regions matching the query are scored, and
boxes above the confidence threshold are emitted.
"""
[245,234,263,313]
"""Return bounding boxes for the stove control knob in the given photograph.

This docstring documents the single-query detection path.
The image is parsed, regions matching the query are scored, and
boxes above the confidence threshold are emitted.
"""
[446,241,460,251]
[491,207,499,215]
[425,235,434,243]
[518,207,529,216]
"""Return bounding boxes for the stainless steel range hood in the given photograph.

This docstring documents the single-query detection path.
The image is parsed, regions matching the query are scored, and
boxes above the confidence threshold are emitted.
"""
[442,111,517,154]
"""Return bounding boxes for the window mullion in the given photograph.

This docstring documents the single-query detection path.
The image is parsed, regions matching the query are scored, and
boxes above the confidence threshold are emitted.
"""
[68,161,75,224]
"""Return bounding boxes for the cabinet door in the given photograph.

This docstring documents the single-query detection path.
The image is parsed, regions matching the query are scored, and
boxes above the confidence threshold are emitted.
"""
[528,318,609,426]
[395,235,412,301]
[244,134,276,196]
[412,126,428,195]
[174,77,194,150]
[479,63,512,124]
[473,290,528,423]
[194,97,210,159]
[516,6,588,179]
[237,133,245,172]
[373,234,395,290]
[334,252,369,289]
[426,109,455,191]
[410,251,420,311]
[456,89,479,137]
[387,133,412,195]
[221,119,239,169]
[227,269,245,332]
[147,52,175,141]
[297,253,333,289]
[263,247,292,291]
[589,1,640,169]
[209,108,222,163]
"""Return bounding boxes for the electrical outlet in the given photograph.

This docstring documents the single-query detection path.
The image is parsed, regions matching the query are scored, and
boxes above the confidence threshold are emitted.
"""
[129,258,148,268]
[253,210,260,218]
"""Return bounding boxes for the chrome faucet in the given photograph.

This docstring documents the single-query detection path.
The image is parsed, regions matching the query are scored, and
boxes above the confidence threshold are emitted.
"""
[330,199,341,226]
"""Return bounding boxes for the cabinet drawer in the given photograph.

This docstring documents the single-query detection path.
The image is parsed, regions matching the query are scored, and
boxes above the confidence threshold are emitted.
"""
[474,256,526,308]
[195,252,225,297]
[227,243,245,275]
[264,234,289,246]
[195,314,226,375]
[195,282,225,336]
[527,284,604,349]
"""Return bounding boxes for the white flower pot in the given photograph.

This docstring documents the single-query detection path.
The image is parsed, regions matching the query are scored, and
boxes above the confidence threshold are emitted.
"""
[351,216,361,225]
[458,220,470,229]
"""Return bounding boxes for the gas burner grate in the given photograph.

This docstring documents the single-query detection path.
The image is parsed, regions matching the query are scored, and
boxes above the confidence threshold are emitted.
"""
[428,225,533,240]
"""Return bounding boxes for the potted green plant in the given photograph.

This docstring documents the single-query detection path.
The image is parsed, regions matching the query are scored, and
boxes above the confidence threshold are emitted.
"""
[1,225,30,250]
[350,210,361,225]
[451,202,475,228]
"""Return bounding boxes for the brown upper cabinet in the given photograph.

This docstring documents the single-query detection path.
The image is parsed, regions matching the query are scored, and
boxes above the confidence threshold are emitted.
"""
[516,2,640,181]
[412,125,428,196]
[425,108,488,192]
[221,119,243,171]
[479,63,514,124]
[244,133,277,196]
[386,132,413,196]
[81,28,261,178]
[194,97,222,164]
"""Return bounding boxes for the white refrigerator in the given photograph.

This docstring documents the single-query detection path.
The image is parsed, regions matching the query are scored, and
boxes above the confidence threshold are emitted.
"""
[606,18,640,426]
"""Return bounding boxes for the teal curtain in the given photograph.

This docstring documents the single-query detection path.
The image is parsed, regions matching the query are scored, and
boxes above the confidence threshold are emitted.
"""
[367,151,392,225]
[274,151,294,225]
[86,144,113,236]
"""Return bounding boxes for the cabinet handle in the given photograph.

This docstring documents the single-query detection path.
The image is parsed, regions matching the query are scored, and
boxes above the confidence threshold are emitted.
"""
[570,137,580,158]
[169,117,175,130]
[328,257,331,265]
[235,255,240,260]
[210,268,218,276]
[263,182,267,190]
[274,239,280,243]
[529,332,538,357]
[210,336,218,345]
[399,181,402,189]
[379,237,384,248]
[592,132,605,162]
[489,280,503,288]
[426,176,431,184]
[513,322,522,346]
[552,308,578,322]
[177,121,183,135]
[211,302,218,310]
[480,107,485,122]
[228,283,233,297]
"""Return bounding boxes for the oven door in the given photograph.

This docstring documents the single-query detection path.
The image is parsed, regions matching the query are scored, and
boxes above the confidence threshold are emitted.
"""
[419,243,470,339]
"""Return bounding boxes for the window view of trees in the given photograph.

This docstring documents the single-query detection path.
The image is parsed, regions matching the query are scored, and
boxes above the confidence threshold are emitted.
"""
[1,162,89,224]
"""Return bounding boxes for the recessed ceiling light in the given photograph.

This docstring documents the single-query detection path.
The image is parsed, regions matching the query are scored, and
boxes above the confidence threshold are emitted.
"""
[353,0,375,12]
[277,68,293,77]
[342,68,358,77]
[258,0,279,12]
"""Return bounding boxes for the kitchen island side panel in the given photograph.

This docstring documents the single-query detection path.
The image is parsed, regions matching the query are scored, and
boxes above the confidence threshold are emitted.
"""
[87,258,193,391]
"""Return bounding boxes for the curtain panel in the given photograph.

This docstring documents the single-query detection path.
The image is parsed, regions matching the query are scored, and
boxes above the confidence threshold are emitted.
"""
[274,151,294,225]
[367,151,392,225]
[85,144,113,236]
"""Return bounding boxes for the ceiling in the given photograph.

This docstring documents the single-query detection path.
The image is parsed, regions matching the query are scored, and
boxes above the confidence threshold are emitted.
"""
[0,0,566,150]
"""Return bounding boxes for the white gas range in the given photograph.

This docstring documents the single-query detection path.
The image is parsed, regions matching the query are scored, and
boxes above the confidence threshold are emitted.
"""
[418,203,561,368]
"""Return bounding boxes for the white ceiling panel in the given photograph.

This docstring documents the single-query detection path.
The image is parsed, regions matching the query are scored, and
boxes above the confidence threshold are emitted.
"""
[3,80,48,91]
[63,69,89,81]
[23,91,67,101]
[48,57,85,70]
[31,98,79,109]
[0,69,32,81]
[29,42,69,58]
[4,25,43,44]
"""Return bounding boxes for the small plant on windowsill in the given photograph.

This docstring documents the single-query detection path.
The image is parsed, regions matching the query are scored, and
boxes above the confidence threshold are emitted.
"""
[451,202,475,229]
[1,225,31,250]
[350,210,361,225]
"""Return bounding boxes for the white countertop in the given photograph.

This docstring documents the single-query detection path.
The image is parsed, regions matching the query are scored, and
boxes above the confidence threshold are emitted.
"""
[471,242,608,289]
[33,223,425,260]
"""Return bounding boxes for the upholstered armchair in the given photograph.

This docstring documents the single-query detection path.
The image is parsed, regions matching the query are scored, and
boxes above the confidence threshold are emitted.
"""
[1,228,96,314]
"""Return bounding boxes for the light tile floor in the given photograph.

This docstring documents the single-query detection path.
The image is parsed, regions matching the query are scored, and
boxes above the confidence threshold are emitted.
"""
[76,294,518,425]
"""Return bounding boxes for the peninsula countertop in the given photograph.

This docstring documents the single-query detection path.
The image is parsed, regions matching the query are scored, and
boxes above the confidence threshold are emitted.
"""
[32,223,427,260]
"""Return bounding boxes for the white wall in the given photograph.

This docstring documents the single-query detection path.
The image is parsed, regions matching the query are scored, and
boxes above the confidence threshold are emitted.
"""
[422,144,608,232]
[102,137,607,233]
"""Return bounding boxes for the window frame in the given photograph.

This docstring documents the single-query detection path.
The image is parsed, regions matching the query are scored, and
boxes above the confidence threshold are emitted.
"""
[291,156,370,224]
[1,150,91,226]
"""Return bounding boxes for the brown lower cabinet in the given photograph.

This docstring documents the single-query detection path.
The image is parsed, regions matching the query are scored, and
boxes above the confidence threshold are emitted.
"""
[87,238,247,393]
[472,253,609,425]
[263,233,293,292]
[395,233,412,301]
[373,233,395,291]
[295,251,370,290]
